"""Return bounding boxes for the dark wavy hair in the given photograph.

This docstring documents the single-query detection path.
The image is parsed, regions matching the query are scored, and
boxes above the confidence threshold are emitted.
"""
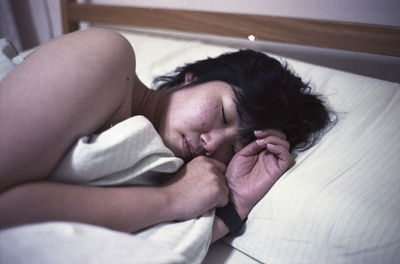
[154,49,333,151]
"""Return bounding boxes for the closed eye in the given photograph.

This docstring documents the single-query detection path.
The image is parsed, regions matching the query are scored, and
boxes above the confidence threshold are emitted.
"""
[221,106,228,124]
[222,106,237,156]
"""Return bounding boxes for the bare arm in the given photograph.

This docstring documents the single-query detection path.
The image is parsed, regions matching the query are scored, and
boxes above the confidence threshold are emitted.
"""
[0,29,136,193]
[0,156,229,232]
[0,182,173,232]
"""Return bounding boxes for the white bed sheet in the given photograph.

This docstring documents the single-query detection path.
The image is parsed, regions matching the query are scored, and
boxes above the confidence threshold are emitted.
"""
[118,29,400,264]
[1,28,399,264]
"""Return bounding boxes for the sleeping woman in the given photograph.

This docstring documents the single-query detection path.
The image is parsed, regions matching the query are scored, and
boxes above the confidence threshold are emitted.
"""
[0,29,331,242]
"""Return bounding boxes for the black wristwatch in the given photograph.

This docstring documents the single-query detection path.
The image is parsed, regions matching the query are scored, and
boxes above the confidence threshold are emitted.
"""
[215,202,243,234]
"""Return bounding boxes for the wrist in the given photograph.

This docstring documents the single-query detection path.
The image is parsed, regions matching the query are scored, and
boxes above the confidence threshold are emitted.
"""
[212,199,250,242]
[211,215,230,242]
[230,195,251,221]
[159,185,181,221]
[215,202,243,234]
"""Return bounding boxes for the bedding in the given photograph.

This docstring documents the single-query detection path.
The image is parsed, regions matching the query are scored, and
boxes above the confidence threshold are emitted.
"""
[50,115,213,263]
[0,114,212,263]
[0,39,23,80]
[0,28,399,264]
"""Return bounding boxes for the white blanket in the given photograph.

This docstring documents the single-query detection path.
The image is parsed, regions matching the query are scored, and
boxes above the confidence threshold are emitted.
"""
[0,39,24,79]
[50,115,183,186]
[0,114,216,264]
[51,115,214,263]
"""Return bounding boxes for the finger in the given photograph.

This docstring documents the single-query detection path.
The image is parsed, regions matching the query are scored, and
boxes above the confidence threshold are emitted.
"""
[237,140,266,157]
[204,156,227,174]
[254,129,287,140]
[256,136,290,150]
[265,144,292,171]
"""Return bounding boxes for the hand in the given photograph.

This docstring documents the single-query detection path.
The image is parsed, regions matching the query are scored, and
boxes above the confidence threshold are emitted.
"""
[225,130,292,220]
[164,156,229,221]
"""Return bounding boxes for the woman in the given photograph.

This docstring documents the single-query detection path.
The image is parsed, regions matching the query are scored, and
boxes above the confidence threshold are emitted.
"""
[0,29,331,241]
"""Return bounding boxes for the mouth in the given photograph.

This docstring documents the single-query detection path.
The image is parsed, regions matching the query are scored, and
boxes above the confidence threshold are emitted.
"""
[182,136,194,160]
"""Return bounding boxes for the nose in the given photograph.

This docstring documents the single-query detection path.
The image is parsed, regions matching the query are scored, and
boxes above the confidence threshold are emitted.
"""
[200,129,234,164]
[200,129,222,155]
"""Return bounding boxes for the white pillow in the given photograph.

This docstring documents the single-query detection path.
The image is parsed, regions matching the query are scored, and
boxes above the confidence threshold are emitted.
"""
[0,39,18,80]
[0,38,33,81]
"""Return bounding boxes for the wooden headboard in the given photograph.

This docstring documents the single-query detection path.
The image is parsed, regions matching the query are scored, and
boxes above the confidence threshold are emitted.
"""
[61,0,400,57]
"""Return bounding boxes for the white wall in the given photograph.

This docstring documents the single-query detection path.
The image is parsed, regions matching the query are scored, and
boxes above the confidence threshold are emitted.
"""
[0,0,61,50]
[91,0,400,26]
[10,0,400,82]
[39,0,399,38]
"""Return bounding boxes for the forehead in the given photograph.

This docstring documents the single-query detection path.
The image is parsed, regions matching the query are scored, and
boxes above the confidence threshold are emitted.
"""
[190,81,234,94]
[193,81,236,107]
[196,82,236,111]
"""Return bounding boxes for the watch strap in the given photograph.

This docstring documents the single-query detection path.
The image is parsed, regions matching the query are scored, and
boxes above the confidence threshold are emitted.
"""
[215,202,243,234]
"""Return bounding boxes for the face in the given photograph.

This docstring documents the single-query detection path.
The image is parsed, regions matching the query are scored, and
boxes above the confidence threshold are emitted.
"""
[159,81,242,164]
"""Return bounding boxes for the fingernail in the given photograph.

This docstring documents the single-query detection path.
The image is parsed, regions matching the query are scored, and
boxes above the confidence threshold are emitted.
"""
[254,130,262,135]
[256,139,264,145]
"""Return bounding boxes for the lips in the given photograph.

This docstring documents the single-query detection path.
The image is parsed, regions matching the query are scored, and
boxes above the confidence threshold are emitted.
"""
[182,137,194,160]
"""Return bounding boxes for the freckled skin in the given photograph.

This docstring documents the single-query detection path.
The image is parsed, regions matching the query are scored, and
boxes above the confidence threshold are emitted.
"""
[158,81,240,164]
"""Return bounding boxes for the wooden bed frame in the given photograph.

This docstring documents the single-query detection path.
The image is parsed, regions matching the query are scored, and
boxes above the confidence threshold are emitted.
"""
[61,0,400,57]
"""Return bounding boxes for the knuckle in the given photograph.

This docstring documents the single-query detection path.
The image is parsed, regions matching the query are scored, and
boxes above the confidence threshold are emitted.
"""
[201,155,210,161]
[208,172,220,185]
[207,186,219,202]
[205,162,216,171]
[189,156,207,167]
[195,155,208,163]
[211,178,224,192]
[191,156,200,163]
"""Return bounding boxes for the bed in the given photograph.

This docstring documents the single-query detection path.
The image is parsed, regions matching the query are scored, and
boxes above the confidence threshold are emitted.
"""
[1,0,399,263]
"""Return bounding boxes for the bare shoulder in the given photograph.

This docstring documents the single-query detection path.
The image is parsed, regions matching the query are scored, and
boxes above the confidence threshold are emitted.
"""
[0,28,136,191]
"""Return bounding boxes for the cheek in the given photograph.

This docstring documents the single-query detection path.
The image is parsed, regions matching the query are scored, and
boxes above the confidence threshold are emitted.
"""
[184,103,218,129]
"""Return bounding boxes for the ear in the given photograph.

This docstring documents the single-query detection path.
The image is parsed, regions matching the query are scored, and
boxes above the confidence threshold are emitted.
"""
[184,72,194,85]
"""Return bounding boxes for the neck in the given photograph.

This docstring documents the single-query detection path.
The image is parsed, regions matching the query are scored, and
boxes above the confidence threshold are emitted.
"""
[131,79,172,133]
